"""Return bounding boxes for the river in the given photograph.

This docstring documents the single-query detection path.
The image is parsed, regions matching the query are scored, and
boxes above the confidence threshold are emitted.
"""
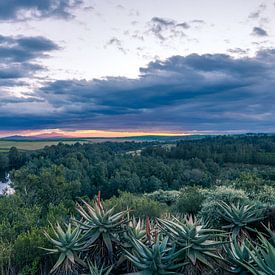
[0,173,15,195]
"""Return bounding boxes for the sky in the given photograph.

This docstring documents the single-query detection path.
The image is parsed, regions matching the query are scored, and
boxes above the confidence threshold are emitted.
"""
[0,0,275,137]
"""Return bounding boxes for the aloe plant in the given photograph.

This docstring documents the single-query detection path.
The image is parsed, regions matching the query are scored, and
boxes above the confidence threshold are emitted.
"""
[248,234,275,275]
[43,223,86,274]
[75,199,128,262]
[262,223,275,246]
[158,216,225,270]
[217,202,266,239]
[124,236,186,274]
[84,261,112,275]
[127,217,146,241]
[223,233,275,275]
[223,238,254,274]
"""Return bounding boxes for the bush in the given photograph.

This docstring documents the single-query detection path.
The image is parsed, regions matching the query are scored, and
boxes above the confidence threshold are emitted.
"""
[13,228,49,274]
[173,186,205,215]
[144,189,180,205]
[254,185,275,205]
[104,192,167,218]
[198,186,250,226]
[0,241,12,274]
[46,202,75,224]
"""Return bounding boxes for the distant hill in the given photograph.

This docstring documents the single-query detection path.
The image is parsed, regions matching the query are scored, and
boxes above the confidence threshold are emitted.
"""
[2,133,271,143]
[0,134,208,142]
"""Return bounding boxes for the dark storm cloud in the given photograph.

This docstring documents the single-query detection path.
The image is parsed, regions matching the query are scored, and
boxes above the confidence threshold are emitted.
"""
[0,35,59,62]
[0,34,59,105]
[0,0,84,20]
[0,63,43,80]
[2,49,275,132]
[252,27,268,37]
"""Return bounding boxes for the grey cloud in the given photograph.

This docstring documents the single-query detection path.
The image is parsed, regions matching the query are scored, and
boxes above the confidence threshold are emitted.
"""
[125,17,204,44]
[0,0,84,20]
[148,17,189,40]
[116,5,125,10]
[249,3,266,19]
[190,19,205,24]
[0,35,59,95]
[0,35,59,62]
[252,27,268,37]
[105,37,127,54]
[227,48,250,55]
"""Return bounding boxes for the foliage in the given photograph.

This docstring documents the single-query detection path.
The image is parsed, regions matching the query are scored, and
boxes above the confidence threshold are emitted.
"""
[0,240,12,275]
[13,228,49,275]
[46,202,76,224]
[144,189,180,205]
[174,186,205,215]
[2,137,275,273]
[254,185,275,205]
[104,192,166,218]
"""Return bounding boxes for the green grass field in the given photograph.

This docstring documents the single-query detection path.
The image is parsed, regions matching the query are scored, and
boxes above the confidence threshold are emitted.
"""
[0,140,78,152]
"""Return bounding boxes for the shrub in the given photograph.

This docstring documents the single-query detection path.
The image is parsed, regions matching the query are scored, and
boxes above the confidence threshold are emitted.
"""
[46,202,75,224]
[233,172,266,194]
[144,189,180,205]
[13,228,49,275]
[104,192,167,218]
[0,241,12,275]
[173,186,205,215]
[254,185,275,205]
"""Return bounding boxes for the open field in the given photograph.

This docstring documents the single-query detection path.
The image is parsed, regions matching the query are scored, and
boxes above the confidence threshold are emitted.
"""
[0,140,78,152]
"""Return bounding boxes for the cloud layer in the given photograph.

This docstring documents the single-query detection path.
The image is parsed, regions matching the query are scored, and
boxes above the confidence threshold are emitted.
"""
[0,0,83,20]
[0,35,59,90]
[1,49,275,133]
[0,34,59,115]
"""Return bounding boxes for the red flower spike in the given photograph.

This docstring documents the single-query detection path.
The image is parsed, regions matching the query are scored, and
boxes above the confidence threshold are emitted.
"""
[97,191,101,209]
[146,216,151,244]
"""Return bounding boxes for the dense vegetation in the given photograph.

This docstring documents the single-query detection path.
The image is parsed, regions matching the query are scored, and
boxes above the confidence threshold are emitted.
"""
[0,135,274,274]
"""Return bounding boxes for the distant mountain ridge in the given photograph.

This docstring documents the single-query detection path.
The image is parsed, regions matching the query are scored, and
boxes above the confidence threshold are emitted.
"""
[0,134,203,142]
[1,133,271,142]
[1,133,71,141]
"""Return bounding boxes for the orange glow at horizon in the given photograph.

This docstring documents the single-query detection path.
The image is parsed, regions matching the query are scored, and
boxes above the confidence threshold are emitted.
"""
[0,129,189,138]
